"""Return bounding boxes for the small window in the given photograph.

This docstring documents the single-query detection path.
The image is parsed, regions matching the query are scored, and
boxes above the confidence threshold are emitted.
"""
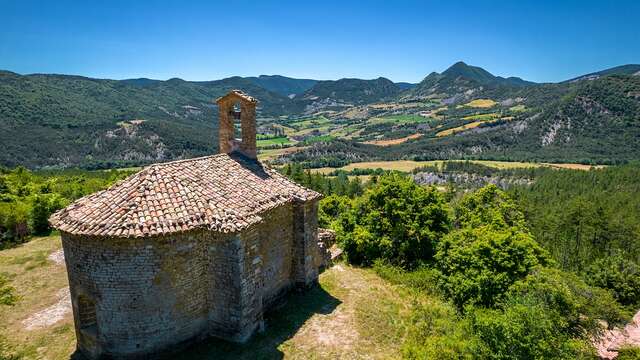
[78,295,97,330]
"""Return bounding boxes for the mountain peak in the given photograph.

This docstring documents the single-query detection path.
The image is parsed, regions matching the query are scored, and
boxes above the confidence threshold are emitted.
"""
[442,61,496,84]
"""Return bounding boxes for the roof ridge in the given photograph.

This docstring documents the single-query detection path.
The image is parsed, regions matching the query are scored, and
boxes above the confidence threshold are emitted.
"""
[143,154,223,169]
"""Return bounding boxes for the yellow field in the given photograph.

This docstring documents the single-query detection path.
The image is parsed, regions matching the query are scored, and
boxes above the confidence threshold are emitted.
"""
[543,163,606,170]
[436,121,485,137]
[459,99,497,108]
[362,133,423,146]
[462,113,500,121]
[310,160,547,175]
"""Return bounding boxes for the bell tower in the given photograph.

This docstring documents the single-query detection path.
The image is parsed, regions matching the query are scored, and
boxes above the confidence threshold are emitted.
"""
[215,90,258,159]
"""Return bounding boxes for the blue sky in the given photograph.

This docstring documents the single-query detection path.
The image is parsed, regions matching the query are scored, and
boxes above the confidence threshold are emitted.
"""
[1,0,638,83]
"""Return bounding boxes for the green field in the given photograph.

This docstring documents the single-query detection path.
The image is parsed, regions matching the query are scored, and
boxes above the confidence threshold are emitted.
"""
[367,114,428,125]
[256,136,293,147]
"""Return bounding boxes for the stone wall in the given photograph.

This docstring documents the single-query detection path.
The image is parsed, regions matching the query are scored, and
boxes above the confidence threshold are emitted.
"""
[62,230,213,358]
[255,204,295,307]
[292,200,320,288]
[62,200,321,358]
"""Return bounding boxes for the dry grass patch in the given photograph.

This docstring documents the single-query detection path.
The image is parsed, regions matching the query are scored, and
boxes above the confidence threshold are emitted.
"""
[458,99,497,108]
[362,133,423,146]
[436,121,486,137]
[543,163,606,170]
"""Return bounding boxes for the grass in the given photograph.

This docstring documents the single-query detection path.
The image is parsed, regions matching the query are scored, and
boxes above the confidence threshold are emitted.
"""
[258,146,307,161]
[458,99,497,108]
[0,234,75,359]
[509,104,526,112]
[256,136,293,147]
[289,116,331,128]
[1,235,455,359]
[303,135,335,144]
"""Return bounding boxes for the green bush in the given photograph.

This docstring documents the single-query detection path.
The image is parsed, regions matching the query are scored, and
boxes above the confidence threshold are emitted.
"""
[617,346,640,360]
[0,274,18,306]
[454,184,527,230]
[584,254,640,308]
[318,194,352,229]
[509,267,628,333]
[338,174,450,268]
[468,296,595,360]
[435,226,551,310]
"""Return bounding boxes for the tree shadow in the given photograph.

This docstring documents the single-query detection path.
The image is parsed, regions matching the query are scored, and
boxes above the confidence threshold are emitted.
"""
[174,284,341,360]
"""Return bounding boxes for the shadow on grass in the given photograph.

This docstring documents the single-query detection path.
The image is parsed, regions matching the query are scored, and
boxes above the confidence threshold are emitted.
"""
[174,284,341,360]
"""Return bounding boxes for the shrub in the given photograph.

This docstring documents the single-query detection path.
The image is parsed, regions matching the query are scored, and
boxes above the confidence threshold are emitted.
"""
[318,194,352,229]
[584,254,640,308]
[435,226,551,310]
[0,274,18,306]
[617,346,640,360]
[338,174,450,268]
[468,296,595,360]
[509,267,628,334]
[454,184,527,230]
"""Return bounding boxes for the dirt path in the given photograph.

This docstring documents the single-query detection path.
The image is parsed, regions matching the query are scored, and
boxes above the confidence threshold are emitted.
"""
[22,287,71,331]
[22,248,71,331]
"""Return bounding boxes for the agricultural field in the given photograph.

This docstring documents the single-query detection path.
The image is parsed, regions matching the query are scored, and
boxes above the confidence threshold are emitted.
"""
[256,136,293,148]
[255,95,534,162]
[458,98,497,108]
[309,159,599,175]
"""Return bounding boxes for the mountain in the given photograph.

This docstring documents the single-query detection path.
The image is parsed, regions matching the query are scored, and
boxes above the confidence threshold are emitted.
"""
[244,75,318,97]
[297,77,401,112]
[285,73,640,165]
[395,82,417,90]
[565,64,640,82]
[2,62,639,169]
[0,71,298,168]
[407,61,535,101]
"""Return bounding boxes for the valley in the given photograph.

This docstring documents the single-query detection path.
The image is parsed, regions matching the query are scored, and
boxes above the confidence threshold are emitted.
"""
[2,62,639,170]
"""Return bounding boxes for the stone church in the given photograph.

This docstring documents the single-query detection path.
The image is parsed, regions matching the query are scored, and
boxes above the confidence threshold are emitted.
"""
[50,90,329,359]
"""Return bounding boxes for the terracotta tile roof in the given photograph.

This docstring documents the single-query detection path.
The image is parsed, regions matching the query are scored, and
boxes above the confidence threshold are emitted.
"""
[50,154,321,238]
[215,89,258,104]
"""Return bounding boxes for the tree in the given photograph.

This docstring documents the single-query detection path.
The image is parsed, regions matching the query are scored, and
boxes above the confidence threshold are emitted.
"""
[584,254,640,307]
[29,195,51,235]
[435,226,551,310]
[339,173,450,268]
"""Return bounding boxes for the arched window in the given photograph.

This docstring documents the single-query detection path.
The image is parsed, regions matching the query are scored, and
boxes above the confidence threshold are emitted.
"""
[232,101,242,140]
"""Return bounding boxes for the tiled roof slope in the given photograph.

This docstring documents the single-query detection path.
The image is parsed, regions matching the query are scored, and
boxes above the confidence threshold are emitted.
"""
[50,154,321,238]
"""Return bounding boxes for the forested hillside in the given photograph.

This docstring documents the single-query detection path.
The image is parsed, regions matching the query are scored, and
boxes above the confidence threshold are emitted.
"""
[2,62,639,169]
[0,71,302,168]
